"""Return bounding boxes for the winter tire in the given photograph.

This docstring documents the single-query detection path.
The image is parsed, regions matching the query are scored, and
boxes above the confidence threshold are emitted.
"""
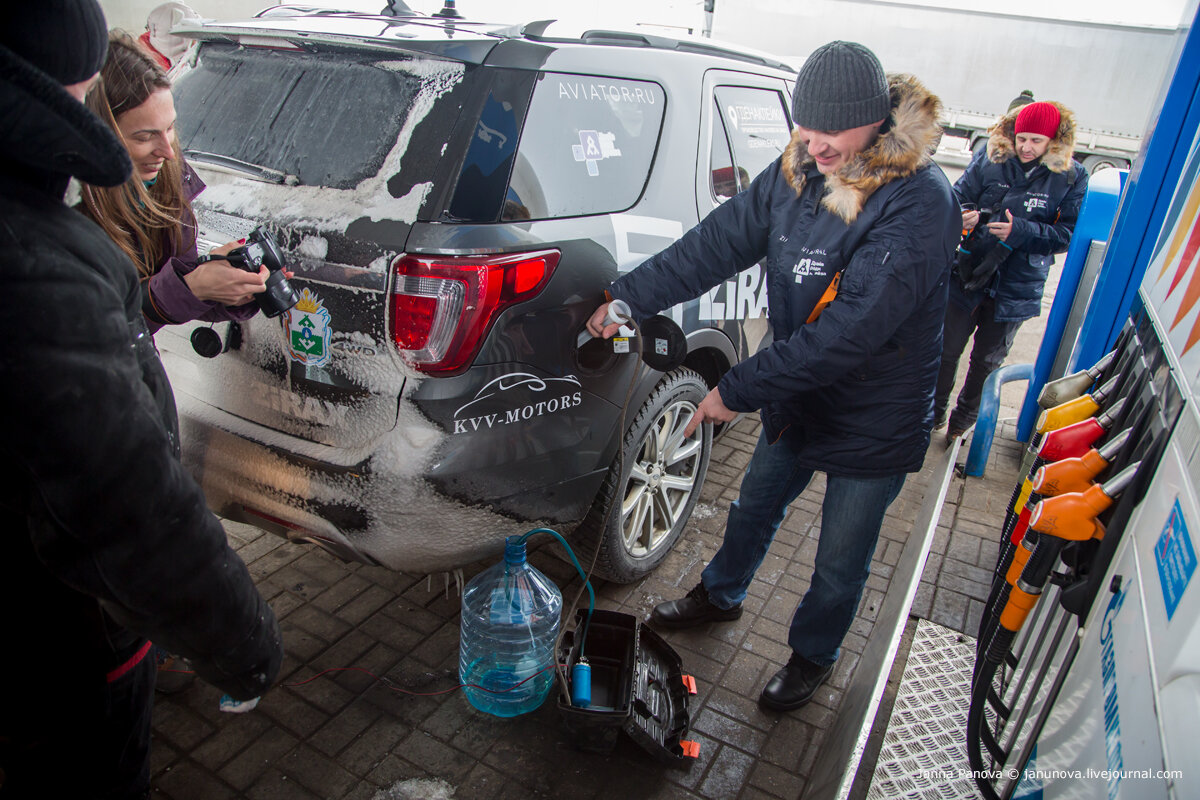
[1082,154,1127,175]
[576,367,712,583]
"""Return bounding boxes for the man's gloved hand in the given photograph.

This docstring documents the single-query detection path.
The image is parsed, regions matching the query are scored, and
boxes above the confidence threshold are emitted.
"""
[960,240,1013,292]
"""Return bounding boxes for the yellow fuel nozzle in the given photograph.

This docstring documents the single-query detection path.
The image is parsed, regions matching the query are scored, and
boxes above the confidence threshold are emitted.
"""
[1038,349,1118,409]
[1035,375,1121,434]
[1031,428,1132,496]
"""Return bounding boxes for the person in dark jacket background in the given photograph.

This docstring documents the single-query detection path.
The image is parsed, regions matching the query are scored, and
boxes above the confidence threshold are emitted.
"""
[0,2,282,796]
[1007,89,1035,113]
[586,41,959,712]
[80,29,272,695]
[935,100,1088,442]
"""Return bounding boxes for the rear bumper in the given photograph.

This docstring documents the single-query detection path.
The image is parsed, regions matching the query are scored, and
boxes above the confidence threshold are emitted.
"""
[176,394,597,572]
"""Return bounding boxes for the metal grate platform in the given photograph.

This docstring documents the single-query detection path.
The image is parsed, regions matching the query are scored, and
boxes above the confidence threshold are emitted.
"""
[867,619,978,800]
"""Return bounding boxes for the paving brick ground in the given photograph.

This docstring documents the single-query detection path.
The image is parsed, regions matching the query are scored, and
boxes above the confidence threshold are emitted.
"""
[148,298,1056,800]
[147,421,1033,800]
[149,170,1058,800]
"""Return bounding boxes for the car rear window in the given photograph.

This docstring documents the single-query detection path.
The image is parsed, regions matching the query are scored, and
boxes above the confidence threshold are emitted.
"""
[174,45,468,191]
[498,73,666,220]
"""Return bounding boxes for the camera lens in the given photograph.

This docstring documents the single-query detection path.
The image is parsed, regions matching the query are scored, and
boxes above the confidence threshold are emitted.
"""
[257,269,300,318]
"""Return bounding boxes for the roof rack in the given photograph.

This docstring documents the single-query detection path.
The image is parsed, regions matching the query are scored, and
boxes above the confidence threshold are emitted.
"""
[201,9,796,73]
[254,5,365,17]
[515,24,794,73]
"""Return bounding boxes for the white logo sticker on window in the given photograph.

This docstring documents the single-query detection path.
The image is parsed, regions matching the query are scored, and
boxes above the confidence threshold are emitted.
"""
[573,129,622,176]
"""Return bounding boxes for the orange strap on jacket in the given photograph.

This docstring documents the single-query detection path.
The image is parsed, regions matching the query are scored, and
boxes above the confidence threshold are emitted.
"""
[806,272,842,323]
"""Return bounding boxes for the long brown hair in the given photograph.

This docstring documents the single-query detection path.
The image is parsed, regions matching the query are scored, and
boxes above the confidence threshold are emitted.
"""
[81,30,191,280]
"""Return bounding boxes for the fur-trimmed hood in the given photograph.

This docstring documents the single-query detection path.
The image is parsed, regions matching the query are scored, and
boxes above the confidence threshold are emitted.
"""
[986,101,1077,173]
[780,73,943,223]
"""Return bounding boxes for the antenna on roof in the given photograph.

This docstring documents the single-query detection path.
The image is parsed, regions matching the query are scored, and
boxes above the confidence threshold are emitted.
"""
[432,0,462,18]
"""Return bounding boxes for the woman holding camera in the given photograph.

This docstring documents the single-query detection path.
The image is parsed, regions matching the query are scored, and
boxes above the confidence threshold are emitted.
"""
[80,31,267,333]
[934,100,1089,444]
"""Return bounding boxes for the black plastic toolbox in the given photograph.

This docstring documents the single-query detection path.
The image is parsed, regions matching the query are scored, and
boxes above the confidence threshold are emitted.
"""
[557,609,699,765]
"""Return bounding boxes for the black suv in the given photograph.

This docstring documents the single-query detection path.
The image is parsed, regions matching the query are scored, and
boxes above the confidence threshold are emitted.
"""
[162,5,797,582]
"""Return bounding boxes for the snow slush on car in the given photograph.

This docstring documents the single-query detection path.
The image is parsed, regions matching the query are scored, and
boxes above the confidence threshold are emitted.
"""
[160,6,796,581]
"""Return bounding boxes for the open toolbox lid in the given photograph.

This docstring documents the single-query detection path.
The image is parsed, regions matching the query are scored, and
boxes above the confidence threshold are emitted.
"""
[557,609,699,764]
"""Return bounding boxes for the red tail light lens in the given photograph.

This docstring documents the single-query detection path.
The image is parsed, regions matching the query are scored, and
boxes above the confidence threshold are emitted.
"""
[389,249,560,375]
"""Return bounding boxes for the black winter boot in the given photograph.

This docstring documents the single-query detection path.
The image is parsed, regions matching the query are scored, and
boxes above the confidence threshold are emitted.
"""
[759,652,835,711]
[649,583,742,629]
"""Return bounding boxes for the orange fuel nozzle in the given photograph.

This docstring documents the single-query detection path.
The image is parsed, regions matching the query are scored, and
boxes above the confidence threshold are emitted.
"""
[1029,460,1140,541]
[1035,374,1121,434]
[1009,426,1131,545]
[1000,461,1140,633]
[1032,428,1132,496]
[1003,398,1127,546]
[1038,349,1118,409]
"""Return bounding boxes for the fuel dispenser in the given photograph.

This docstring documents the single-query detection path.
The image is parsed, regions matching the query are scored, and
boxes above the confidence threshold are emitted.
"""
[964,100,1200,800]
[955,8,1200,794]
[965,307,1189,800]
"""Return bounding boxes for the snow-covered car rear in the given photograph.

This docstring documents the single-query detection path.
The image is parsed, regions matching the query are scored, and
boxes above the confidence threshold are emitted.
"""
[160,6,796,581]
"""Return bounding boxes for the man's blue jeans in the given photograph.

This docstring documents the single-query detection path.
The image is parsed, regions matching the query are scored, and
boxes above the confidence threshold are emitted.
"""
[701,428,905,666]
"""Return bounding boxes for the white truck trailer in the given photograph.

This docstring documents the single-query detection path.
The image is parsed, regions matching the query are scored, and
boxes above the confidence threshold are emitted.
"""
[710,0,1194,173]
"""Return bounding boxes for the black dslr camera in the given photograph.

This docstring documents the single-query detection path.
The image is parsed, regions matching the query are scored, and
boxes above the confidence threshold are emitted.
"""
[198,226,300,318]
[954,208,1012,292]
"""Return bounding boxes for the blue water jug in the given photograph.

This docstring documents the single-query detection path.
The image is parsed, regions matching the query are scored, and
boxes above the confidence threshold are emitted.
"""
[459,537,562,717]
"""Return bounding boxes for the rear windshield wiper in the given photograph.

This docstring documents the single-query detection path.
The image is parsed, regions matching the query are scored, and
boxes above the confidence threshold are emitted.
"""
[184,150,301,186]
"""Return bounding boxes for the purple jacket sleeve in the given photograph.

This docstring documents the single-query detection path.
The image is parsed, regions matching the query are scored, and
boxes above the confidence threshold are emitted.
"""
[142,253,258,333]
[141,160,259,333]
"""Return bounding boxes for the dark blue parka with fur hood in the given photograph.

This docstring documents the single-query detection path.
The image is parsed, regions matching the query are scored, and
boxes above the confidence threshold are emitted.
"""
[952,101,1088,321]
[610,75,960,477]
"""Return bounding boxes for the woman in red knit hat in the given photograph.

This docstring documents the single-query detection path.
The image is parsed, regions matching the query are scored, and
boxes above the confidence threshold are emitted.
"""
[934,100,1089,443]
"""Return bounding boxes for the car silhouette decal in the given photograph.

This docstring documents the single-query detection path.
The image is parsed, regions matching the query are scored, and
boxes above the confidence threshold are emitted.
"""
[452,373,583,434]
[454,372,581,417]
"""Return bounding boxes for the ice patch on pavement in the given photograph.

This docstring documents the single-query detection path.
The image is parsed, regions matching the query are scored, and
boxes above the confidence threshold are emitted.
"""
[690,502,719,520]
[372,778,455,800]
[218,694,259,713]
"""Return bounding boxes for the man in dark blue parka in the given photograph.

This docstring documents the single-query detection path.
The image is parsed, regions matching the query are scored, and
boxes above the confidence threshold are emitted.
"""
[935,101,1088,441]
[586,41,959,711]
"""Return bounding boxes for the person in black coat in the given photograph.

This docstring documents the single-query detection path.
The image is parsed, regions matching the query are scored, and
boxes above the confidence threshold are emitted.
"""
[586,41,959,712]
[0,3,283,796]
[935,101,1088,442]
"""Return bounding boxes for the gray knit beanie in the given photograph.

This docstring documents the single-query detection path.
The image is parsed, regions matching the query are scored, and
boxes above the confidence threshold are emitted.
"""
[791,41,890,131]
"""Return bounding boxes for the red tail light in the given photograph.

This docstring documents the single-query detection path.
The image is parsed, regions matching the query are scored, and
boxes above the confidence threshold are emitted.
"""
[389,249,560,375]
